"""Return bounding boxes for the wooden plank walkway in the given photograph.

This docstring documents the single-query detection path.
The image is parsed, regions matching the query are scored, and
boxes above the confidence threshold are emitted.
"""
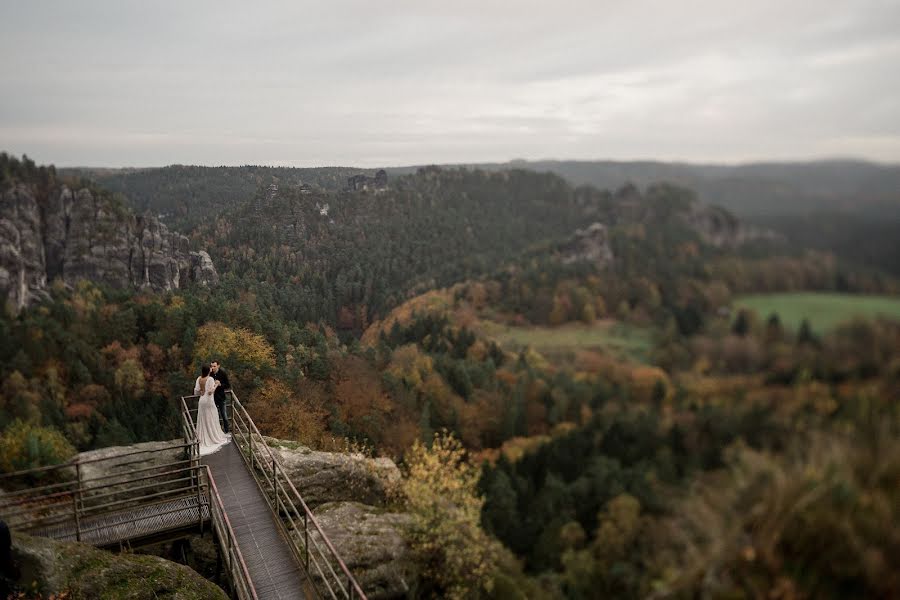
[203,441,309,600]
[30,495,210,547]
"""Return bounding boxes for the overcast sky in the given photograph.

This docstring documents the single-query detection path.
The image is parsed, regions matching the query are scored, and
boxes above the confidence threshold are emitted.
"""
[1,0,898,168]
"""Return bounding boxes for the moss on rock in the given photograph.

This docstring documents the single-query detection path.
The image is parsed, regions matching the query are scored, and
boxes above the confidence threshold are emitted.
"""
[10,533,228,599]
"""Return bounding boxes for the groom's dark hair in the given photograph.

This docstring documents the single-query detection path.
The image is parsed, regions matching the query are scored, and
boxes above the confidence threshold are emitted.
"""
[201,363,211,377]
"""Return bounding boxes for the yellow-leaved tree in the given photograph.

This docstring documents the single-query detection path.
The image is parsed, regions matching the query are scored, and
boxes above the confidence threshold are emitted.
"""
[401,432,499,599]
[0,420,76,475]
[193,322,276,388]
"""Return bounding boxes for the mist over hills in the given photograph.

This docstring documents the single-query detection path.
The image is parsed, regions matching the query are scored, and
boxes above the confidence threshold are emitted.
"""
[387,158,900,217]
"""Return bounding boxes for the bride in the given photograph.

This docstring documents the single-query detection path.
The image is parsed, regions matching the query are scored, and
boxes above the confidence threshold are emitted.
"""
[194,363,230,455]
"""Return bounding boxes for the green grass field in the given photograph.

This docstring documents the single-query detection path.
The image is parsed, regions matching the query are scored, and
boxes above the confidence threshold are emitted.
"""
[735,293,900,333]
[484,320,654,364]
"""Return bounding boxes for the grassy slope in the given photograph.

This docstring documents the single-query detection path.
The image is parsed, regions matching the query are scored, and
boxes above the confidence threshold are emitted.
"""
[735,292,900,333]
[481,319,654,364]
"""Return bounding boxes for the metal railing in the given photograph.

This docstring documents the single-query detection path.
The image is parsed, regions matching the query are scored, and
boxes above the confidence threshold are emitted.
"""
[181,391,368,599]
[0,442,201,541]
[204,464,258,600]
[0,442,257,600]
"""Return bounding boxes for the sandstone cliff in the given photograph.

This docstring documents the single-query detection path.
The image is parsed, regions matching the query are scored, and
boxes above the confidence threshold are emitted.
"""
[0,183,218,312]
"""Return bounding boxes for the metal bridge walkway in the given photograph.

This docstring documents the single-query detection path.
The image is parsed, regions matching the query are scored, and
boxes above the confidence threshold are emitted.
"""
[203,441,308,600]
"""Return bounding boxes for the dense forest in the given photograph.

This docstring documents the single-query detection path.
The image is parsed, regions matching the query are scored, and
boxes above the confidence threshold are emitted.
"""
[2,153,899,599]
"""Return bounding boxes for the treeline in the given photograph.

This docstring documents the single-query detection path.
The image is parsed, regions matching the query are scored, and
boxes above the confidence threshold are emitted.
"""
[0,280,341,471]
[63,164,369,231]
[750,211,900,278]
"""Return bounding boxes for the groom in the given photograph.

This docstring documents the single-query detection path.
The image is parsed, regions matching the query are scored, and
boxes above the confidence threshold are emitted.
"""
[210,360,231,433]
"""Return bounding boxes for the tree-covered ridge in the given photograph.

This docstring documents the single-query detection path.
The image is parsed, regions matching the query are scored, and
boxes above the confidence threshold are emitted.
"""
[199,167,590,332]
[389,158,900,217]
[63,164,371,231]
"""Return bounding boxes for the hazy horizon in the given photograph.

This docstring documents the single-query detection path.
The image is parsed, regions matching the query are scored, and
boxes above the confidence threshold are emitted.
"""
[34,154,899,172]
[3,0,899,168]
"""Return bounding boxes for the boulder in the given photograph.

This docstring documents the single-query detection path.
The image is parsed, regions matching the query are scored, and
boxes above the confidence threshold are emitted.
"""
[7,532,228,599]
[265,437,401,509]
[77,439,188,483]
[137,534,220,582]
[297,501,415,600]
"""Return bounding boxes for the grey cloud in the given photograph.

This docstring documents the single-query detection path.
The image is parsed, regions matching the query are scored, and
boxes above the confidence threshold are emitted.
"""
[1,0,898,167]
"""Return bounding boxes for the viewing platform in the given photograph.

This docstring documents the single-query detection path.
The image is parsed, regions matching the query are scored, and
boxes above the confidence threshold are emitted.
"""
[0,392,367,600]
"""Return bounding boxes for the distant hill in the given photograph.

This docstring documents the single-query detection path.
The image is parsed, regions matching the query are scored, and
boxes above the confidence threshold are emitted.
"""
[60,165,371,231]
[387,159,900,217]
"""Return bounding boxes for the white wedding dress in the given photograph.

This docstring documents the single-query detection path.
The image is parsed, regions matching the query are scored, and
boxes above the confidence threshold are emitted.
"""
[194,375,230,456]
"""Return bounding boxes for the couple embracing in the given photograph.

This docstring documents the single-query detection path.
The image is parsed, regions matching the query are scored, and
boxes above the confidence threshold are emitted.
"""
[194,360,232,456]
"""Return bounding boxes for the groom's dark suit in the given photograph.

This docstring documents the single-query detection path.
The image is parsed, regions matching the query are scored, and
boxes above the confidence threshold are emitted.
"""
[212,368,231,433]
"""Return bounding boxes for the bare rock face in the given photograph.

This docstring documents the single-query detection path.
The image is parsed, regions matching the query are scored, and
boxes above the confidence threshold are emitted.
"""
[0,183,218,312]
[266,437,401,509]
[8,532,228,599]
[560,222,614,266]
[266,438,418,598]
[347,169,388,192]
[682,203,781,248]
[298,502,415,600]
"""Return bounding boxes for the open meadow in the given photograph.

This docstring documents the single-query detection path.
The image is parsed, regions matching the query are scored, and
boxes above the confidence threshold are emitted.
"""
[735,292,900,333]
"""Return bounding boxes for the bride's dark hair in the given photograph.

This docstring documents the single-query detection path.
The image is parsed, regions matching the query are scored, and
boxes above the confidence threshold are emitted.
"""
[201,363,211,377]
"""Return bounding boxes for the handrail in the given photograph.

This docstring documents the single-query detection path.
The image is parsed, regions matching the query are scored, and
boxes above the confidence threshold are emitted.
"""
[0,453,258,600]
[220,390,368,600]
[203,465,258,600]
[0,457,205,529]
[0,459,195,506]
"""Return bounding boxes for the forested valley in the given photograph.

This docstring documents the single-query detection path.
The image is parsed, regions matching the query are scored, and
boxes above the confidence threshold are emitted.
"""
[2,153,899,599]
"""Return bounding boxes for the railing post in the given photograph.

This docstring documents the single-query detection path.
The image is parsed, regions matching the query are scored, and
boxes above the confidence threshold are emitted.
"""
[249,431,255,472]
[304,512,309,571]
[73,461,83,542]
[197,466,204,535]
[272,457,277,507]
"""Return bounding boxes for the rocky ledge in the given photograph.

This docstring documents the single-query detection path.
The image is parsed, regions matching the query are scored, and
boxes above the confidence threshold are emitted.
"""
[298,502,414,600]
[5,532,228,599]
[264,437,414,599]
[265,437,401,508]
[0,183,218,312]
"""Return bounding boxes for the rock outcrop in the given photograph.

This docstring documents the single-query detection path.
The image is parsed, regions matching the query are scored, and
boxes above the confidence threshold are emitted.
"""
[0,183,218,312]
[7,532,228,599]
[264,437,414,599]
[265,437,401,508]
[298,502,414,600]
[347,169,388,192]
[683,202,780,248]
[559,222,614,266]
